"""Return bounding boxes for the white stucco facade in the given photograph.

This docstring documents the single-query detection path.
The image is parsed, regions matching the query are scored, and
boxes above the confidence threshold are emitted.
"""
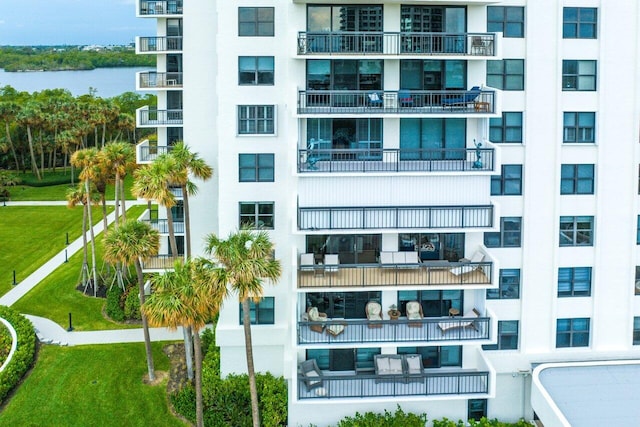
[136,1,640,425]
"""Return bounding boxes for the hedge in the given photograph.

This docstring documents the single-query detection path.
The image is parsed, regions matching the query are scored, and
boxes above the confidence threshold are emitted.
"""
[0,305,37,404]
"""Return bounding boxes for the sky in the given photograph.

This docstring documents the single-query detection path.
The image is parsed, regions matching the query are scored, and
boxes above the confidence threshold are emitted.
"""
[0,0,155,46]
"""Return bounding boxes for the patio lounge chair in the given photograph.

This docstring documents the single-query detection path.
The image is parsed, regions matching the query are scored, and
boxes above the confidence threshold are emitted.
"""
[437,308,481,334]
[405,301,424,328]
[299,359,324,391]
[374,354,404,383]
[307,306,327,333]
[366,301,383,328]
[441,86,481,110]
[300,253,316,272]
[404,354,424,382]
[449,250,485,276]
[368,92,383,107]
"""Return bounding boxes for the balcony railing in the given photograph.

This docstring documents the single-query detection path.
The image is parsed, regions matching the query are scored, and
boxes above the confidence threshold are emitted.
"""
[298,205,494,231]
[298,90,495,115]
[137,140,173,163]
[137,107,183,126]
[298,147,495,173]
[298,32,496,57]
[138,36,183,52]
[142,219,185,234]
[139,1,183,15]
[298,316,491,345]
[298,370,489,400]
[140,254,182,270]
[169,187,183,197]
[297,261,492,288]
[139,72,183,89]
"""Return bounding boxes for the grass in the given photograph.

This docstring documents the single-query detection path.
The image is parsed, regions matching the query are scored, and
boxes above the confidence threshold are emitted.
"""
[9,172,135,201]
[12,205,147,331]
[0,205,108,297]
[0,342,186,427]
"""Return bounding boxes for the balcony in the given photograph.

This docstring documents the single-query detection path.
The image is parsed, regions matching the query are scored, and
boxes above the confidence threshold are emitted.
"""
[298,32,497,58]
[140,254,182,271]
[138,72,183,90]
[136,106,183,127]
[298,205,494,231]
[298,315,491,345]
[297,369,489,400]
[136,139,173,163]
[297,261,492,289]
[139,1,183,16]
[298,147,495,173]
[142,219,185,234]
[298,89,496,115]
[136,36,183,53]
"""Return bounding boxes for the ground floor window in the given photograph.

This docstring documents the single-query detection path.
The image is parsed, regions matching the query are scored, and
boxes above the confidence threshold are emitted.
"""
[468,399,488,421]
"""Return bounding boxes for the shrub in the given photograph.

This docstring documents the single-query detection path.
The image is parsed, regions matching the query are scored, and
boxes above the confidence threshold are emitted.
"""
[0,322,11,363]
[123,287,141,320]
[433,418,532,427]
[200,327,215,360]
[105,285,125,322]
[0,305,37,404]
[335,406,427,427]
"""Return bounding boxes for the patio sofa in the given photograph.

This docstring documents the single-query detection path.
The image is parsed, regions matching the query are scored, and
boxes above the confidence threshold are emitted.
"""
[374,353,424,383]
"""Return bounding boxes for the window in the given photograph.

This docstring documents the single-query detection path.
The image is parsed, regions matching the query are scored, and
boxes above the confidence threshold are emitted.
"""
[239,154,274,182]
[637,216,640,245]
[400,118,465,160]
[563,112,595,143]
[562,60,596,91]
[491,165,523,195]
[635,267,640,296]
[487,269,520,299]
[563,8,597,39]
[398,346,462,368]
[556,318,590,348]
[634,317,640,345]
[238,7,274,36]
[484,217,522,248]
[239,297,274,325]
[489,112,523,144]
[482,320,519,350]
[239,202,274,229]
[558,267,592,297]
[487,6,524,38]
[238,105,275,135]
[559,216,594,246]
[239,56,274,85]
[487,59,524,90]
[561,164,594,194]
[468,399,488,421]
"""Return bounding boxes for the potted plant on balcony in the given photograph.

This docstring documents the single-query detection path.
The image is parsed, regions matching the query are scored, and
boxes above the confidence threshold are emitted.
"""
[388,304,400,320]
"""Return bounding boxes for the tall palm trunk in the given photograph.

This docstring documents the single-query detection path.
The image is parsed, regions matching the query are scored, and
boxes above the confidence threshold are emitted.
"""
[85,180,99,295]
[5,122,20,171]
[183,326,194,380]
[182,185,191,258]
[26,126,41,180]
[193,328,204,427]
[242,298,261,427]
[166,206,179,257]
[135,259,155,382]
[81,200,89,287]
[114,171,121,227]
[120,177,127,221]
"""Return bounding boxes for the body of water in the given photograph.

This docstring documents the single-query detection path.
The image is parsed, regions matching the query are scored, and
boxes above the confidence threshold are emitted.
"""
[0,67,152,98]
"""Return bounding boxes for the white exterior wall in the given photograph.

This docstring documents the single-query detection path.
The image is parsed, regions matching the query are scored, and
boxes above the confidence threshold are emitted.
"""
[139,0,640,425]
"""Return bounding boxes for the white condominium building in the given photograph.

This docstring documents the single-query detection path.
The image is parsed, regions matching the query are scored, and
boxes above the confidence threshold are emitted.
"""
[135,1,640,426]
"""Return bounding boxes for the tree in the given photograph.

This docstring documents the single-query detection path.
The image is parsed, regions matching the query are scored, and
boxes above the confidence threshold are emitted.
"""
[0,170,20,201]
[132,155,179,257]
[168,142,213,258]
[16,99,43,180]
[103,219,160,382]
[142,259,223,427]
[101,141,135,228]
[205,229,282,427]
[65,184,98,289]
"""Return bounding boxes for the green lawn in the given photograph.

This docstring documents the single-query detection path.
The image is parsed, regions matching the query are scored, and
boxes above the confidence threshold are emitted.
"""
[0,206,108,296]
[0,342,186,427]
[10,174,135,201]
[12,205,147,331]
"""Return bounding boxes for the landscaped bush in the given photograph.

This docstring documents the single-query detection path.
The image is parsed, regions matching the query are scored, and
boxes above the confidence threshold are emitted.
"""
[123,287,141,320]
[19,171,79,187]
[433,417,532,427]
[334,406,427,427]
[0,322,11,364]
[0,305,37,404]
[105,285,125,322]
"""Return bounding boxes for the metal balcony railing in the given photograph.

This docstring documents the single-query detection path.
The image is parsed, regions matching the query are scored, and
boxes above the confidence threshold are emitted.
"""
[139,72,183,89]
[298,147,495,173]
[298,316,491,345]
[298,369,489,399]
[138,36,183,52]
[138,108,183,126]
[169,187,183,197]
[139,1,183,15]
[140,255,182,270]
[137,143,173,163]
[297,261,493,288]
[298,90,495,115]
[142,219,185,234]
[298,205,494,231]
[298,32,496,57]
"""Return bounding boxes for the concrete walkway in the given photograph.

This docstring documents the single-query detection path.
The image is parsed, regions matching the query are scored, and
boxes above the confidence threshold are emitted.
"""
[0,200,182,346]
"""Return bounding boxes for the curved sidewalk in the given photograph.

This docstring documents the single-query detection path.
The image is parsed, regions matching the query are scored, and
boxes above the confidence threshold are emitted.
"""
[0,200,181,346]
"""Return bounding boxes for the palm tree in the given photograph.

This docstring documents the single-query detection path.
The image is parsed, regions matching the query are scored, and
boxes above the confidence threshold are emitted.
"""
[66,184,93,289]
[168,142,213,257]
[132,155,179,257]
[16,99,43,180]
[142,259,224,427]
[101,141,135,228]
[103,219,160,382]
[205,229,282,427]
